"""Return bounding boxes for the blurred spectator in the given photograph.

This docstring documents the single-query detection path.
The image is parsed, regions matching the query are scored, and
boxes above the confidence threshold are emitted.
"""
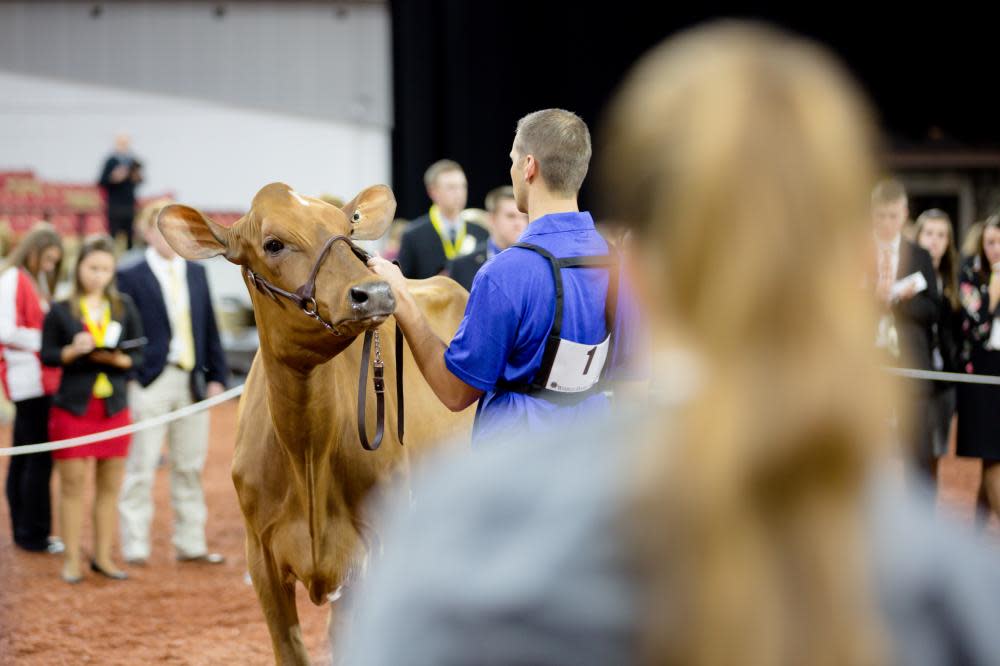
[42,236,143,583]
[1,223,64,553]
[914,209,962,485]
[381,218,409,262]
[956,214,1000,525]
[962,220,986,260]
[98,133,144,250]
[317,193,345,208]
[396,160,488,279]
[870,178,939,477]
[339,22,1000,666]
[117,200,228,566]
[447,186,528,291]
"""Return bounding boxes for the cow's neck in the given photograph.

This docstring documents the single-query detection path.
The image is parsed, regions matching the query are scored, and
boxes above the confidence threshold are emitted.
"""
[259,339,355,458]
[259,334,362,576]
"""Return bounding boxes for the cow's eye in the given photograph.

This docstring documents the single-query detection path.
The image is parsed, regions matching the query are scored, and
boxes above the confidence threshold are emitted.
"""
[263,238,285,255]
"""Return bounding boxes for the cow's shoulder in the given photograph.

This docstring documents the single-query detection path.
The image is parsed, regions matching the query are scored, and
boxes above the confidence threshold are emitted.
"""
[407,275,469,332]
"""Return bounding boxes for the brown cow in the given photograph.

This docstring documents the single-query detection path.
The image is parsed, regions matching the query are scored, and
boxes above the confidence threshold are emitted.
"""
[157,183,474,665]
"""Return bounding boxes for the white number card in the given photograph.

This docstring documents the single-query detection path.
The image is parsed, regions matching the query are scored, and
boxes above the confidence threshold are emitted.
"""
[546,335,611,393]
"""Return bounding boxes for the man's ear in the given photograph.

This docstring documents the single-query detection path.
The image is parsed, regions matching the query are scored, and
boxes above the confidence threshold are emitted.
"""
[343,185,396,241]
[157,205,238,262]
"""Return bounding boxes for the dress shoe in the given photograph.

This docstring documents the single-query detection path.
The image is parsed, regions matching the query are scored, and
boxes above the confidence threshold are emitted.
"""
[90,560,128,580]
[47,536,65,555]
[177,552,225,564]
[61,568,83,584]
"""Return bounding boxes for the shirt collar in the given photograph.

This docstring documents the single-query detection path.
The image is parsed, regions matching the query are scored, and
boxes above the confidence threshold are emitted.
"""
[875,233,901,254]
[146,246,186,276]
[521,211,595,239]
[486,239,502,258]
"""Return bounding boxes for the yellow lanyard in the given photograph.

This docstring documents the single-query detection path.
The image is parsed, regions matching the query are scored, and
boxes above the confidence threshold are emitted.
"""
[428,205,467,260]
[80,298,114,399]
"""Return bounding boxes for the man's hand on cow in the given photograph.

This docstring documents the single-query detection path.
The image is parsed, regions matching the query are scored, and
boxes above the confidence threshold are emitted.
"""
[206,381,225,398]
[368,255,413,302]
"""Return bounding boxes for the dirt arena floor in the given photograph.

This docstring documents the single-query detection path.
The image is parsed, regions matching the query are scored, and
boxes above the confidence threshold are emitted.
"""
[0,399,330,665]
[0,400,988,665]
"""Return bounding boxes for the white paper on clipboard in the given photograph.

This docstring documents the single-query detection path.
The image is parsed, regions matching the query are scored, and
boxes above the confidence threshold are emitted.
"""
[103,321,122,348]
[890,272,927,302]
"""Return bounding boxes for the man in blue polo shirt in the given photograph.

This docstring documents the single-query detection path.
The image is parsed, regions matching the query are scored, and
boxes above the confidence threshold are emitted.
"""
[369,108,642,445]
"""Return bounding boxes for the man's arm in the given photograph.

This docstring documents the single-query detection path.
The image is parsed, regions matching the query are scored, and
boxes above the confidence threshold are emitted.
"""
[369,256,482,412]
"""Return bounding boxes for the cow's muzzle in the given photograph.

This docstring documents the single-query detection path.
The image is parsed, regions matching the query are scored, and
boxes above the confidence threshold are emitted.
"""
[349,280,395,321]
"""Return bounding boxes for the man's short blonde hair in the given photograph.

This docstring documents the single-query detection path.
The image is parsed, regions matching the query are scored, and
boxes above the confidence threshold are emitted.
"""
[514,109,592,197]
[871,177,907,206]
[484,186,515,213]
[134,197,175,240]
[423,159,464,189]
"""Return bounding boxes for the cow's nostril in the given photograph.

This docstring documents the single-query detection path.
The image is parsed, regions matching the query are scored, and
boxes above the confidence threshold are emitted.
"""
[350,287,369,304]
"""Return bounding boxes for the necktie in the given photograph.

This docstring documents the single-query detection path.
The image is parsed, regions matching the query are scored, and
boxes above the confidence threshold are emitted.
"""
[168,263,196,371]
[878,246,894,292]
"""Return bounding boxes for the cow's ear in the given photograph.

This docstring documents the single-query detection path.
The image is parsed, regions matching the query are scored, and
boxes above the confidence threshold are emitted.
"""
[157,205,236,262]
[343,185,396,240]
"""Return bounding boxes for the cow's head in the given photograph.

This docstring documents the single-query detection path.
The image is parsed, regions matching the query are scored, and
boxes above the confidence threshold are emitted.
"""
[158,182,396,366]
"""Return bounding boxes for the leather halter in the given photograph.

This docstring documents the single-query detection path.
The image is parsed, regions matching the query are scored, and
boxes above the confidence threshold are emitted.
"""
[243,233,404,451]
[244,234,367,336]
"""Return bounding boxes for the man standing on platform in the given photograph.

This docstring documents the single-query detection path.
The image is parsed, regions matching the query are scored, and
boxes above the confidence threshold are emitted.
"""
[98,133,143,249]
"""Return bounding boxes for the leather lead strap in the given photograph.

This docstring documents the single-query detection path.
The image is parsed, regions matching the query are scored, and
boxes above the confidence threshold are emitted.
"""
[357,325,405,451]
[357,330,386,451]
[396,321,405,445]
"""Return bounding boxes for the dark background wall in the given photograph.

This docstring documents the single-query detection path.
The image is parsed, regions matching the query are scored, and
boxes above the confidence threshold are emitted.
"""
[391,1,998,218]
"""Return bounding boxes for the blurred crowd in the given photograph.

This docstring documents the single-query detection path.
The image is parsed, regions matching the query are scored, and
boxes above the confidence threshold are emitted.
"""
[3,17,1000,666]
[1,135,229,583]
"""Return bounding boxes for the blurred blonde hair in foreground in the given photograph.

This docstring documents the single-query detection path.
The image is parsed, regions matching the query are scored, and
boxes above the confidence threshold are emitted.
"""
[600,22,898,666]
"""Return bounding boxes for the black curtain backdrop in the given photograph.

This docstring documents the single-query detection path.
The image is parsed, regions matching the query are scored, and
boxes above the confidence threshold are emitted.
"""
[390,1,998,219]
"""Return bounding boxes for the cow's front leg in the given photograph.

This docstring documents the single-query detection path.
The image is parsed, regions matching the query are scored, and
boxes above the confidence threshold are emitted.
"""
[246,527,311,665]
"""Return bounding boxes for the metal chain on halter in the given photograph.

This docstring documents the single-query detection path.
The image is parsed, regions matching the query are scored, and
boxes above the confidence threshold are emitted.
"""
[372,330,383,369]
[371,330,385,395]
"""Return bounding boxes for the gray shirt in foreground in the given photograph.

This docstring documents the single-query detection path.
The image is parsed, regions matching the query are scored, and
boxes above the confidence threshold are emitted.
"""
[338,417,1000,666]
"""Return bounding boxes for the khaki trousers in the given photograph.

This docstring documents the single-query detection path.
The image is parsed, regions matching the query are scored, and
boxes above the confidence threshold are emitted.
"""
[118,366,210,560]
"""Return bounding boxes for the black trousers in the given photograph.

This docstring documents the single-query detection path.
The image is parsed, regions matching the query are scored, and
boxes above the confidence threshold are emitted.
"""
[4,396,53,551]
[108,211,135,249]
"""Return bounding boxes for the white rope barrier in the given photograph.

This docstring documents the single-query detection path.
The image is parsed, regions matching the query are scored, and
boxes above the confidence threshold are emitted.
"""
[884,367,1000,387]
[0,384,244,457]
[1,366,998,458]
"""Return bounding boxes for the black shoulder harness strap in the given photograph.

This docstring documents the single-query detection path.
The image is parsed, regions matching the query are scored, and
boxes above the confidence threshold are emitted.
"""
[496,242,619,397]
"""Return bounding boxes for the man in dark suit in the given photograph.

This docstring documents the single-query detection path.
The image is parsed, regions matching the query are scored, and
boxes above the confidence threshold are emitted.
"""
[448,186,529,291]
[397,160,489,279]
[116,200,228,566]
[871,178,939,477]
[98,133,143,249]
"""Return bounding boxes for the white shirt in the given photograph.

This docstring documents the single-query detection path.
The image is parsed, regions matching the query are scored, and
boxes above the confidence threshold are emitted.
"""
[440,214,462,244]
[145,247,191,366]
[875,233,901,282]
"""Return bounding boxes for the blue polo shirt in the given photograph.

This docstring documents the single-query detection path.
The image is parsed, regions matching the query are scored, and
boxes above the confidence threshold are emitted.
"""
[444,211,643,446]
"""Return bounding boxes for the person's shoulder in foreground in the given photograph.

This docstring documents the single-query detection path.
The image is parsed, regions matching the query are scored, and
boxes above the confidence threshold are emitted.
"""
[338,413,639,666]
[337,410,1000,666]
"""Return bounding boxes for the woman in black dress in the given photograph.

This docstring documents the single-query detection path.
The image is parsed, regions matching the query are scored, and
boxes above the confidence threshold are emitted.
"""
[914,209,962,485]
[956,214,1000,523]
